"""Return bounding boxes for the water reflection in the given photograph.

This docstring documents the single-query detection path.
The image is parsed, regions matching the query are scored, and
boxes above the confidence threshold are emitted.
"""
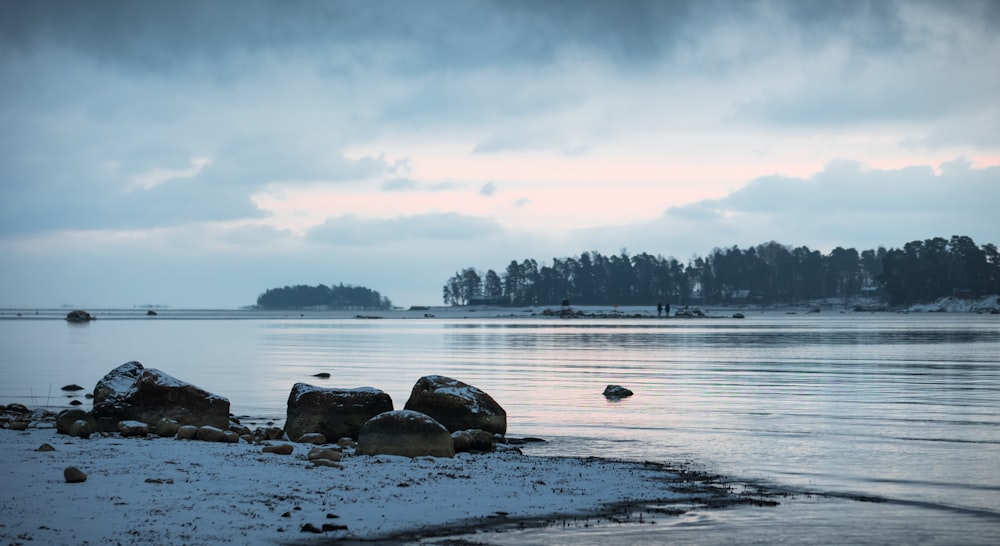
[1,313,998,544]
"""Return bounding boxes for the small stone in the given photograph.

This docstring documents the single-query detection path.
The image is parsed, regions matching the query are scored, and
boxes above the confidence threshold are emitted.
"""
[322,523,348,532]
[312,372,331,378]
[265,427,285,440]
[61,384,85,391]
[336,437,357,449]
[297,432,328,445]
[37,443,56,452]
[64,466,87,483]
[69,400,83,406]
[300,523,322,533]
[176,425,199,440]
[118,420,150,437]
[10,421,30,431]
[69,420,93,439]
[262,444,294,455]
[307,447,342,461]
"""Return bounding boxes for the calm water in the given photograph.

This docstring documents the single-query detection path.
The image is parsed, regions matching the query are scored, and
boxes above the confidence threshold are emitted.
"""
[2,309,999,544]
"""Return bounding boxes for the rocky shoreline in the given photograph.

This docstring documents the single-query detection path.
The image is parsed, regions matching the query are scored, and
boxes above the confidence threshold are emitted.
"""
[0,361,780,544]
[1,410,773,545]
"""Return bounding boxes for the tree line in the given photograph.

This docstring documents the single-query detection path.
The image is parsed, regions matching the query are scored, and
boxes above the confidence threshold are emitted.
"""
[256,283,392,310]
[442,235,1000,307]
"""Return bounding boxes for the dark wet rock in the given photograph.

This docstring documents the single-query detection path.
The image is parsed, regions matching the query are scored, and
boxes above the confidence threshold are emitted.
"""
[5,403,30,415]
[61,384,85,392]
[9,421,29,430]
[403,375,507,435]
[603,385,634,399]
[37,443,56,452]
[356,410,455,458]
[300,523,322,533]
[146,310,158,316]
[56,409,95,435]
[65,310,95,322]
[322,523,348,532]
[229,423,251,437]
[69,400,83,406]
[284,383,393,442]
[64,466,87,483]
[91,361,230,431]
[312,372,331,379]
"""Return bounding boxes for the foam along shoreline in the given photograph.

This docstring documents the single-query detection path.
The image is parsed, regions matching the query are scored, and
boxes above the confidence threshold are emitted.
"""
[0,425,761,545]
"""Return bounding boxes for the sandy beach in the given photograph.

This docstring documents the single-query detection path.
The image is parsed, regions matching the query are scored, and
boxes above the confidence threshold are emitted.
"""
[0,419,748,545]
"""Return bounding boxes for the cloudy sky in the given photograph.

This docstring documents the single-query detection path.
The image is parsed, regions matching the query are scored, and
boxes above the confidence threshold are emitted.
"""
[2,0,998,308]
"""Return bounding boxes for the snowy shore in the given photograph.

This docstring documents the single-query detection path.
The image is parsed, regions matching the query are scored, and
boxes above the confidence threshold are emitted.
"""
[0,425,738,545]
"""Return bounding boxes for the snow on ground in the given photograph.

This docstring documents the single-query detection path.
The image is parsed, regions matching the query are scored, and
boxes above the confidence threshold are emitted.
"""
[906,295,1000,313]
[1,425,700,545]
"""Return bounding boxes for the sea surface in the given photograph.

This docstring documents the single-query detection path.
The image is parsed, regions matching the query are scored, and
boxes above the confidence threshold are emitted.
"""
[2,308,999,545]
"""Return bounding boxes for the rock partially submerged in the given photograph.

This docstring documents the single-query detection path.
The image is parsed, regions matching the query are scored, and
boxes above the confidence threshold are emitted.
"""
[65,310,95,322]
[603,385,634,399]
[403,375,506,435]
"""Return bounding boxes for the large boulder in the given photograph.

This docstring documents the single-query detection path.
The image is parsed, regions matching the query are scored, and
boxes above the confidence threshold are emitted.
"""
[90,361,230,432]
[284,383,393,442]
[356,410,455,458]
[403,375,506,435]
[93,361,144,405]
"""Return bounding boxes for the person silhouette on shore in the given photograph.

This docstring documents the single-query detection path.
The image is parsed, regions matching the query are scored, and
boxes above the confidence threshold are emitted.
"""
[657,302,663,317]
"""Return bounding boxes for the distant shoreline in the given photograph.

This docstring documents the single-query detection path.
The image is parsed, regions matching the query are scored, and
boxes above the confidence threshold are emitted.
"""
[1,294,997,321]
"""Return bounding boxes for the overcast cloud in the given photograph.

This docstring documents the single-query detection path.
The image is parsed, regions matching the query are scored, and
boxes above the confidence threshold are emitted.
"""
[1,0,997,308]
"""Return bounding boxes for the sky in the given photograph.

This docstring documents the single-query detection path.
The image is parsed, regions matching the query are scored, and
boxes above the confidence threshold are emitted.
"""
[1,0,998,309]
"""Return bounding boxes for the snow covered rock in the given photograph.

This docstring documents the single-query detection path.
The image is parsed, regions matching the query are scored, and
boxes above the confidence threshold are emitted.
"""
[403,375,507,435]
[118,420,150,437]
[356,410,455,458]
[92,361,144,405]
[284,383,393,442]
[90,361,230,432]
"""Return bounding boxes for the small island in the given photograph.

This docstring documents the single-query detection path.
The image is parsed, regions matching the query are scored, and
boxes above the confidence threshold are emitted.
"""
[255,283,392,310]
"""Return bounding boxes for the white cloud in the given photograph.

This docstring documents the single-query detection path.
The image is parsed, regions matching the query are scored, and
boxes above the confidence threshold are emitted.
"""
[128,157,211,191]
